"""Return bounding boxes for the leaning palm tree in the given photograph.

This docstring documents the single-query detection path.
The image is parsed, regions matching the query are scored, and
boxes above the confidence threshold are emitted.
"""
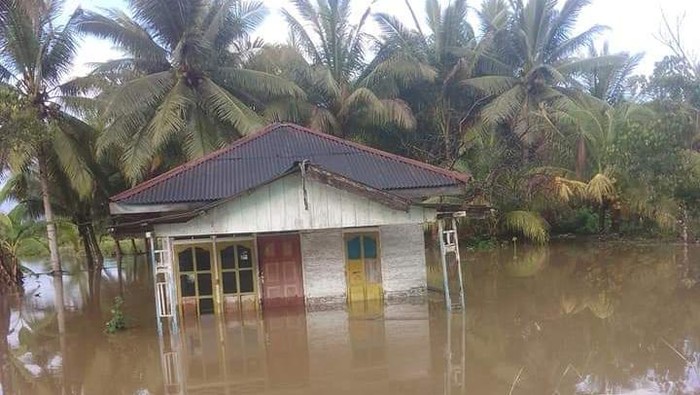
[0,0,98,275]
[255,0,429,139]
[78,0,305,183]
[464,0,618,160]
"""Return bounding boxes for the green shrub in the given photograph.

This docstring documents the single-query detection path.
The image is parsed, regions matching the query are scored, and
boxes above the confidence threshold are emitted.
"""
[105,297,127,334]
[553,208,599,235]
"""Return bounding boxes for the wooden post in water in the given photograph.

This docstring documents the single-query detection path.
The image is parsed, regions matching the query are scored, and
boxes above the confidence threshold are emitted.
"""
[438,212,466,311]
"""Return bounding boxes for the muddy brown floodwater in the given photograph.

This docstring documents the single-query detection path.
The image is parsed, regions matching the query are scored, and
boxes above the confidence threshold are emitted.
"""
[1,242,699,394]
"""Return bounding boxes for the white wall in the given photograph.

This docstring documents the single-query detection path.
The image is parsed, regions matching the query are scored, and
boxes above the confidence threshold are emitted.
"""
[300,229,346,304]
[380,223,428,297]
[299,225,427,304]
[154,173,436,238]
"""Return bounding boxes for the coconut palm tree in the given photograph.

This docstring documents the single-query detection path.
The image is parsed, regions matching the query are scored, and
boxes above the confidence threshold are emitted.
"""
[77,0,305,183]
[1,156,111,270]
[373,0,481,163]
[0,204,46,262]
[255,0,430,139]
[582,44,643,105]
[464,0,617,161]
[0,0,99,276]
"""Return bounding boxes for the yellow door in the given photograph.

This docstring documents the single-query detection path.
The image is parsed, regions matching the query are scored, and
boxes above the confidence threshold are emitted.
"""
[345,233,383,304]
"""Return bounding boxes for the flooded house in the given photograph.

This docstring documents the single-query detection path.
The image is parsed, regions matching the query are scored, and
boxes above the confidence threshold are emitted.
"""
[109,123,469,319]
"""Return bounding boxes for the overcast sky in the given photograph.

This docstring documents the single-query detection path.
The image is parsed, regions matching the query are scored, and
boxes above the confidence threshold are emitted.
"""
[64,0,700,78]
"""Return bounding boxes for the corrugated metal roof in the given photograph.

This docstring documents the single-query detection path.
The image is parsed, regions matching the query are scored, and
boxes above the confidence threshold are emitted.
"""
[112,123,469,205]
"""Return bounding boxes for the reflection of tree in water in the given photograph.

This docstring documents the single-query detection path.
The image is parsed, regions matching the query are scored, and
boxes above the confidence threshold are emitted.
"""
[1,292,14,393]
[462,243,700,394]
[2,256,163,394]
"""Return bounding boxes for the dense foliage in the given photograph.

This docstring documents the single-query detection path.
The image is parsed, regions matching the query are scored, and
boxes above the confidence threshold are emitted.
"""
[0,0,699,273]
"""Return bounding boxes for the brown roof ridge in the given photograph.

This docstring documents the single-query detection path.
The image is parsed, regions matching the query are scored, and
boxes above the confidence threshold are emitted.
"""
[111,123,285,202]
[282,123,471,183]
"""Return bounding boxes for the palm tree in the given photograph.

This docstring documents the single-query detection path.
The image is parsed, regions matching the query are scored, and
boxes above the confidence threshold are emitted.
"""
[254,0,429,139]
[582,44,643,104]
[464,0,617,161]
[0,0,99,276]
[534,100,661,232]
[77,0,305,183]
[0,204,47,281]
[373,0,480,163]
[1,155,111,270]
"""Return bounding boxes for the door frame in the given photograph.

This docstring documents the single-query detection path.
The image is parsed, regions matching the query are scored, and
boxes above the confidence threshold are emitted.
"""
[173,236,259,317]
[257,232,305,309]
[215,238,259,314]
[173,242,216,317]
[343,229,383,303]
[342,228,384,303]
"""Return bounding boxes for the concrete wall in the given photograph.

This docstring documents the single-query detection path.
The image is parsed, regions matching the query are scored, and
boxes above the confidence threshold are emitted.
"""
[299,224,427,305]
[380,223,428,298]
[300,229,346,305]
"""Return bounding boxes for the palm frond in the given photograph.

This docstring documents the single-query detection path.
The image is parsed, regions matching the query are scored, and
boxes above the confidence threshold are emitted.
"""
[381,98,416,130]
[103,70,174,117]
[197,78,262,135]
[76,9,168,64]
[309,106,340,134]
[214,67,306,100]
[586,172,615,204]
[463,75,518,95]
[480,85,526,124]
[502,210,550,244]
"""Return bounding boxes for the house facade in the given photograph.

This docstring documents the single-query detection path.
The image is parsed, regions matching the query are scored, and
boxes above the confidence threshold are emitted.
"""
[109,123,468,318]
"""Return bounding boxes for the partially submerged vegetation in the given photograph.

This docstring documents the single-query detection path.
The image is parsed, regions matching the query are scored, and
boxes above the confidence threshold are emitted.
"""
[0,0,698,279]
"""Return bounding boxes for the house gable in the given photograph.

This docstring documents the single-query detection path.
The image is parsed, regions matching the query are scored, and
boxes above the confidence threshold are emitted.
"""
[154,173,436,237]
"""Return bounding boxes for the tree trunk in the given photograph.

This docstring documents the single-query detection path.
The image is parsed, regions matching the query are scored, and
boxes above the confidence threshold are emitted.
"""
[78,225,95,272]
[598,204,606,234]
[681,205,689,244]
[117,256,124,298]
[131,238,139,255]
[87,224,104,270]
[115,238,123,261]
[0,294,13,393]
[443,112,451,164]
[611,202,621,234]
[38,155,61,275]
[53,274,66,335]
[87,268,102,318]
[576,136,586,179]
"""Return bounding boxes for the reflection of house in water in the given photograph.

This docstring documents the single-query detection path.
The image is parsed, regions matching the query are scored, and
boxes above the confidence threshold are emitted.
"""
[109,123,469,316]
[159,303,461,394]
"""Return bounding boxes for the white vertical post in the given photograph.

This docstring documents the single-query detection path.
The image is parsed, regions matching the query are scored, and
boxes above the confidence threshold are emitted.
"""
[147,232,163,335]
[438,218,452,309]
[452,218,466,309]
[438,213,466,311]
[165,237,179,335]
[148,233,180,335]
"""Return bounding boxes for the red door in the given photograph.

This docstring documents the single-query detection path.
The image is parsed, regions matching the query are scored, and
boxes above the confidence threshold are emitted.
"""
[258,234,305,308]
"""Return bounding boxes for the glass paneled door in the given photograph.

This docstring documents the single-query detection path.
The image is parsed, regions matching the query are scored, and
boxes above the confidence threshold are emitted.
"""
[217,241,258,313]
[345,233,383,304]
[176,244,215,316]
